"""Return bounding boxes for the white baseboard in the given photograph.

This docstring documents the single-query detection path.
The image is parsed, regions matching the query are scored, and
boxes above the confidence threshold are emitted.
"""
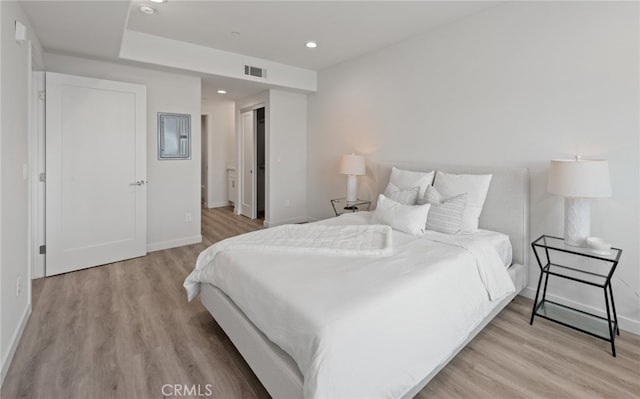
[520,286,640,336]
[263,216,309,227]
[147,235,202,252]
[1,304,31,387]
[206,201,232,209]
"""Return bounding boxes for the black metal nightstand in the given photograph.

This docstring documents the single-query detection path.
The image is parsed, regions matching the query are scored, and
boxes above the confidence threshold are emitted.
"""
[530,235,622,356]
[330,198,371,216]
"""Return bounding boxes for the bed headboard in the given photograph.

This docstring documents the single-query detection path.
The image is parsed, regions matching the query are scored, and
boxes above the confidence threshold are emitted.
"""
[374,162,529,267]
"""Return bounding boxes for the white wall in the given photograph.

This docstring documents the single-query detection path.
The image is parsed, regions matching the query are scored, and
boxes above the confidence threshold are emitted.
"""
[307,2,640,332]
[235,90,307,226]
[268,90,307,226]
[0,1,43,384]
[1,2,4,380]
[201,100,235,208]
[120,30,316,93]
[45,53,202,252]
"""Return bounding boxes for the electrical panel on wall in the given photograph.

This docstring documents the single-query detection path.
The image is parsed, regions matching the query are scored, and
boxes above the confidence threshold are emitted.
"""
[158,112,191,160]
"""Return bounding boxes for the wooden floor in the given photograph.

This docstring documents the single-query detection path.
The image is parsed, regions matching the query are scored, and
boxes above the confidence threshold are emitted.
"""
[2,207,639,399]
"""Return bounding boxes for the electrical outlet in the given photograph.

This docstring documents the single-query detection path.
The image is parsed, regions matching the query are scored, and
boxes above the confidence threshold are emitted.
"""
[16,276,21,297]
[284,200,290,207]
[185,213,192,223]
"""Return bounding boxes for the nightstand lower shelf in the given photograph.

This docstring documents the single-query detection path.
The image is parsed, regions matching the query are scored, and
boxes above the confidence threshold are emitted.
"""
[534,300,617,343]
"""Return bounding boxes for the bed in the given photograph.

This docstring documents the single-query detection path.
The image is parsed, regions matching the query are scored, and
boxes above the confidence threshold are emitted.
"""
[187,162,529,398]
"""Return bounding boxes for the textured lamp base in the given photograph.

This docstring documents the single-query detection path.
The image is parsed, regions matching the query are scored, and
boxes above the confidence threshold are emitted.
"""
[346,175,358,202]
[564,197,590,247]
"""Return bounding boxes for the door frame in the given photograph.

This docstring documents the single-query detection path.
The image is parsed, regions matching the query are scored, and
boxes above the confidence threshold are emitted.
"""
[28,44,45,279]
[239,109,257,219]
[201,114,209,207]
[237,102,267,221]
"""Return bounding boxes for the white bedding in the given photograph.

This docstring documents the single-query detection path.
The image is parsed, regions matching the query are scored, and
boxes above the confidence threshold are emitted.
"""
[329,212,513,267]
[184,224,392,301]
[186,212,515,398]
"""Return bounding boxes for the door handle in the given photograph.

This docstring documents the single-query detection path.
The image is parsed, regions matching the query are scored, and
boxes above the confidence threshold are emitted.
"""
[129,180,146,186]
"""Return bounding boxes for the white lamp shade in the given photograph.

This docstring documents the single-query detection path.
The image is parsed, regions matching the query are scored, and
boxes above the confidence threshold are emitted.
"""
[339,154,366,176]
[548,159,611,198]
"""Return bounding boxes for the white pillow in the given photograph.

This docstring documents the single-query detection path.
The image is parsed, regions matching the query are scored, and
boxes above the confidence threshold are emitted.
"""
[433,171,492,233]
[389,167,434,198]
[383,182,420,205]
[420,185,468,234]
[371,194,430,236]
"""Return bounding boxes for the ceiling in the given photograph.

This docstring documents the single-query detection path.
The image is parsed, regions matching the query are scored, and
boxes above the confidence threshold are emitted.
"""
[126,1,501,71]
[20,1,132,60]
[21,1,503,100]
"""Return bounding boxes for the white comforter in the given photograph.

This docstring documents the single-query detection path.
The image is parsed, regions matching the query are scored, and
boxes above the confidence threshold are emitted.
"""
[184,224,393,301]
[186,212,515,399]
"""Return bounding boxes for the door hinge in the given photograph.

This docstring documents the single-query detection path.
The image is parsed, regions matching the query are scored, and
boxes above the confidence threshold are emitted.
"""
[39,245,46,255]
[39,172,46,182]
[39,91,45,101]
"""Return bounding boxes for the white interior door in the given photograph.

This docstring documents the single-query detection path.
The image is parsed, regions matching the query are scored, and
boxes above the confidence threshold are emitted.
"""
[45,72,147,276]
[240,110,256,219]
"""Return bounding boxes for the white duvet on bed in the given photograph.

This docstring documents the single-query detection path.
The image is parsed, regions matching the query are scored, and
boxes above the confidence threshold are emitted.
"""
[185,224,393,301]
[187,212,515,399]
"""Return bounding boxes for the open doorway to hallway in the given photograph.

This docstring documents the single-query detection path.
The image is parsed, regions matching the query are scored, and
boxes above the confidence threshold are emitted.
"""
[239,106,266,221]
[256,107,265,219]
[201,115,208,205]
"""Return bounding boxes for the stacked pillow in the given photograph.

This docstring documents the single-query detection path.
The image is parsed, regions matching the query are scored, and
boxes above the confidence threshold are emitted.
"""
[373,167,435,236]
[386,167,434,198]
[431,171,492,233]
[372,167,492,235]
[383,182,420,205]
[371,194,430,236]
[419,185,468,234]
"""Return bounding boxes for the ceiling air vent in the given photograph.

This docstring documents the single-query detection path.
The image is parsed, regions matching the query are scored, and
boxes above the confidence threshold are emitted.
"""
[244,65,266,78]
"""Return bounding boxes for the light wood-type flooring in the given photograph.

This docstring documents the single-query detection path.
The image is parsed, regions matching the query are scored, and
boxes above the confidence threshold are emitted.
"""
[2,207,639,398]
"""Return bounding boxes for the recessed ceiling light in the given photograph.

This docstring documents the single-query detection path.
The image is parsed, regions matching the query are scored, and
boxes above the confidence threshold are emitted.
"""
[139,5,156,14]
[149,0,167,3]
[217,90,227,94]
[305,41,318,49]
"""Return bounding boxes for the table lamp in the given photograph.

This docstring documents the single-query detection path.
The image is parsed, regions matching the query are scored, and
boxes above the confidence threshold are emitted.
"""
[339,154,366,202]
[548,156,611,247]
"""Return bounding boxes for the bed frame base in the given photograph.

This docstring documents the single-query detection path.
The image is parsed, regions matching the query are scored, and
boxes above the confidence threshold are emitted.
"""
[201,263,527,399]
[201,283,304,398]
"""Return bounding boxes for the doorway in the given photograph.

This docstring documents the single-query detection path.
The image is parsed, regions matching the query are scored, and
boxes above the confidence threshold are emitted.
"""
[201,115,208,205]
[239,106,266,220]
[29,70,46,279]
[256,108,265,219]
